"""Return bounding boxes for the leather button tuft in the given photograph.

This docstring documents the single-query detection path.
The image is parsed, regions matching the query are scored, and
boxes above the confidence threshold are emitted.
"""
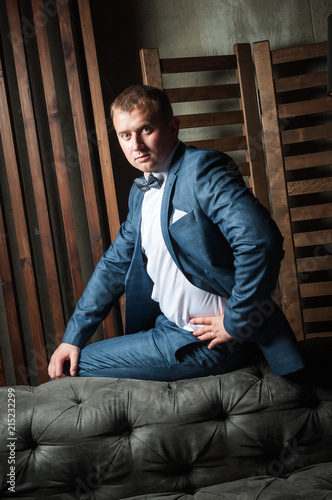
[307,396,320,409]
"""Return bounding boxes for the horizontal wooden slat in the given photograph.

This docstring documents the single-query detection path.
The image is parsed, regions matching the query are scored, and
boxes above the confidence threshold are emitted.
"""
[185,135,247,152]
[278,97,332,119]
[299,281,332,298]
[306,331,332,339]
[303,306,332,323]
[179,110,243,129]
[287,177,332,196]
[290,203,332,221]
[284,151,332,170]
[271,41,327,65]
[166,84,240,103]
[275,71,327,93]
[160,54,237,73]
[293,229,332,247]
[282,123,332,145]
[297,255,332,273]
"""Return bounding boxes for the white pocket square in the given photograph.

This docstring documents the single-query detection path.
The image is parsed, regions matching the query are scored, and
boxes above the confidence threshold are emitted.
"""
[172,209,188,224]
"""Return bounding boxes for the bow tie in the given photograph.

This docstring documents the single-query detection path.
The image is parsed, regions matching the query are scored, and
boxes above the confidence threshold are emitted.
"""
[134,173,163,192]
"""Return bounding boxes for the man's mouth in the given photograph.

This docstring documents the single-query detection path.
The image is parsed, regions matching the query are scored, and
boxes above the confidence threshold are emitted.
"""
[135,153,150,162]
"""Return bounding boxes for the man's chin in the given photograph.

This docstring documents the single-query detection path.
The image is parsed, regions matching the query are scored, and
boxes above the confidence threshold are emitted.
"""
[135,165,159,175]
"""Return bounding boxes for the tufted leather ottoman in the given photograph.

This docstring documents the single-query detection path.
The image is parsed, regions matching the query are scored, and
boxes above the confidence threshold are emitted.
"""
[0,339,331,499]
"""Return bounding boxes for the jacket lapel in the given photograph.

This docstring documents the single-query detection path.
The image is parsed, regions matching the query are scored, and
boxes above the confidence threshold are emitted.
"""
[160,142,186,269]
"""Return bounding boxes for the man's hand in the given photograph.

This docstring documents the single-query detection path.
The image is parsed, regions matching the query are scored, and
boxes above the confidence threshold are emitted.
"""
[190,314,232,349]
[48,343,81,380]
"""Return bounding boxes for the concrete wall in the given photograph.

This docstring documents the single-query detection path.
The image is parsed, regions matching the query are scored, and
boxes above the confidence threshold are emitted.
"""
[91,0,331,102]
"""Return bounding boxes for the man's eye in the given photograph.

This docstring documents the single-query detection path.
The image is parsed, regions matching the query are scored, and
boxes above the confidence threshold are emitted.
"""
[142,127,151,134]
[121,133,130,140]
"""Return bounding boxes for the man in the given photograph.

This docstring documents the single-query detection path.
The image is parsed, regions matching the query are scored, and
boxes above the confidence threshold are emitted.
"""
[48,84,304,381]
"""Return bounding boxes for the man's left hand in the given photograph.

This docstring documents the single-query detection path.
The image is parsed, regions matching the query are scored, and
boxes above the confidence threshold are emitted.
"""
[190,314,232,349]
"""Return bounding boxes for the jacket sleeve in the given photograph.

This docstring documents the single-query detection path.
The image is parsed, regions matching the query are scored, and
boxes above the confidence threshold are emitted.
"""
[194,149,284,342]
[61,193,136,348]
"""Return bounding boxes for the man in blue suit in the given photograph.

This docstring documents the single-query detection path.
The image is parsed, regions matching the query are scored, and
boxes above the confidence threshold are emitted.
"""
[48,84,304,381]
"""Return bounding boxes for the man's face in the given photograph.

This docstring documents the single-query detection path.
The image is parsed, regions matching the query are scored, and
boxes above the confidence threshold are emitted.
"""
[113,106,180,175]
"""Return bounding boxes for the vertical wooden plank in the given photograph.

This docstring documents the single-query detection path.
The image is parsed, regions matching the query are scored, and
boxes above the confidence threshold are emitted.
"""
[56,0,114,339]
[30,0,84,324]
[77,0,123,335]
[253,40,304,341]
[7,0,66,347]
[0,50,48,383]
[0,203,27,385]
[77,0,120,243]
[56,0,103,267]
[139,48,164,89]
[234,43,270,211]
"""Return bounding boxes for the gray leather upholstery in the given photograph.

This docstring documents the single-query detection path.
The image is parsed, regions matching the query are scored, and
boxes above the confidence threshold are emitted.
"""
[0,339,331,499]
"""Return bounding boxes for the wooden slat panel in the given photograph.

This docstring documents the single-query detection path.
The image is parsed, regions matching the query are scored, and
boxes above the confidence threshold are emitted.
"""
[57,0,103,268]
[303,306,332,323]
[58,0,120,341]
[253,40,304,340]
[275,71,327,93]
[287,178,332,196]
[271,41,327,65]
[235,43,270,210]
[299,281,332,298]
[293,229,332,248]
[282,123,332,145]
[160,54,237,73]
[140,46,260,204]
[297,255,332,273]
[31,0,84,308]
[166,83,240,103]
[291,203,332,221]
[0,48,48,383]
[185,135,247,152]
[284,151,332,170]
[10,0,66,345]
[1,0,123,383]
[278,97,332,119]
[0,204,27,385]
[140,48,163,89]
[77,0,121,337]
[78,0,120,243]
[179,110,243,129]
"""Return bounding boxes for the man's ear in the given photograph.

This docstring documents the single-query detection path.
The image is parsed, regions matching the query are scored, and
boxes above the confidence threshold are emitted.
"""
[170,116,180,140]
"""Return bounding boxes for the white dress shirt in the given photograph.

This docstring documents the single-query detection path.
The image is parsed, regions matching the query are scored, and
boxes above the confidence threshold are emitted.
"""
[140,145,226,331]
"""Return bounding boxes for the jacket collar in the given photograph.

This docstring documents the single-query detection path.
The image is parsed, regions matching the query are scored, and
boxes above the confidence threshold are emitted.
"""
[168,141,186,175]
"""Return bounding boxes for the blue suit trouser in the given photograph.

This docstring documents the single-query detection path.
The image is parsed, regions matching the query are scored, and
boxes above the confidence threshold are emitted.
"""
[76,315,258,381]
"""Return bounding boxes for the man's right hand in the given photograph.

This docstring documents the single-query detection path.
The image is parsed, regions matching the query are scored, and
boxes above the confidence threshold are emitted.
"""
[48,343,81,380]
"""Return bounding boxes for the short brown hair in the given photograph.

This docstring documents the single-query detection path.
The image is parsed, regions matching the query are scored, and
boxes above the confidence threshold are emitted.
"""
[110,84,174,123]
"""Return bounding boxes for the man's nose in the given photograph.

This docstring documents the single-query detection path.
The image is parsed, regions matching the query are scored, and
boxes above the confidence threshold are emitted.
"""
[132,133,144,150]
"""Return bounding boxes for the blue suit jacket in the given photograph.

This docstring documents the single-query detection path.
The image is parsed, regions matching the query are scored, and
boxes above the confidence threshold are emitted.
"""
[63,143,304,376]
